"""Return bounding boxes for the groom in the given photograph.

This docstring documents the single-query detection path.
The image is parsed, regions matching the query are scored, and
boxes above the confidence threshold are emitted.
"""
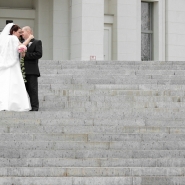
[21,26,42,111]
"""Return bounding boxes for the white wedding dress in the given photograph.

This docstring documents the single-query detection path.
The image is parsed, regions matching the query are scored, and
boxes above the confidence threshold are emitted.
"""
[0,23,31,111]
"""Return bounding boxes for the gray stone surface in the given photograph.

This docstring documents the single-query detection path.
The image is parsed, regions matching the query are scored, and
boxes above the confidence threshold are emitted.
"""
[1,60,185,183]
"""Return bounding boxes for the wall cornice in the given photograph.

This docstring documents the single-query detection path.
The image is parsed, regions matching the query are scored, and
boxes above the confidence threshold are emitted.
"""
[0,8,35,19]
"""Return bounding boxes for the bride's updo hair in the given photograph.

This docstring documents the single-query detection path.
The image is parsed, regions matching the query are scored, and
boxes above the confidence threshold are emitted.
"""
[9,25,21,35]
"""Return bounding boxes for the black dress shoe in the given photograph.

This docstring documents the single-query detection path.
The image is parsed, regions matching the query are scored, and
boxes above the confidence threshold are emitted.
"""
[30,108,38,111]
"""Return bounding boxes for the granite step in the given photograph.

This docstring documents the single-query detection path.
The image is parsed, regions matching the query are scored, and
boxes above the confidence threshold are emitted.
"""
[41,94,184,102]
[1,141,185,150]
[2,118,185,127]
[40,74,185,80]
[1,133,185,142]
[39,67,185,75]
[2,110,185,119]
[1,125,176,134]
[0,167,184,177]
[0,176,184,185]
[0,158,184,167]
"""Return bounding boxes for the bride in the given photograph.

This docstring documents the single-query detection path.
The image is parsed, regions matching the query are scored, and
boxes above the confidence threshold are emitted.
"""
[0,23,33,111]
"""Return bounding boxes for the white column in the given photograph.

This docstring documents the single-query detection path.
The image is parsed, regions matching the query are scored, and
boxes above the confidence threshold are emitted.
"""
[35,0,70,60]
[114,0,140,61]
[34,0,53,60]
[71,0,104,60]
[81,0,104,60]
[109,0,118,60]
[70,0,82,60]
[166,0,185,61]
[153,0,166,61]
[53,0,70,60]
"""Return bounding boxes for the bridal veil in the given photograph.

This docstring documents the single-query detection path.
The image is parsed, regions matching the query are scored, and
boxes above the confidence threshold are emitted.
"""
[0,23,20,70]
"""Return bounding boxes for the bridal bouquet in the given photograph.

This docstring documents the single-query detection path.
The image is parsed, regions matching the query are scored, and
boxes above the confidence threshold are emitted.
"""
[18,44,27,83]
[18,44,27,53]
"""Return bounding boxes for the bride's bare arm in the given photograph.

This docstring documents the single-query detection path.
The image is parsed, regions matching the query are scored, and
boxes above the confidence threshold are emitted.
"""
[18,35,33,58]
[22,35,34,46]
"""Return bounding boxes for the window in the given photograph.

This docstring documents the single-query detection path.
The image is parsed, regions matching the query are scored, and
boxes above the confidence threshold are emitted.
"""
[141,2,153,61]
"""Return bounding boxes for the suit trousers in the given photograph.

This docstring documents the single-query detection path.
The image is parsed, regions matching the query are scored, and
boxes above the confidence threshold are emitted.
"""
[25,75,39,110]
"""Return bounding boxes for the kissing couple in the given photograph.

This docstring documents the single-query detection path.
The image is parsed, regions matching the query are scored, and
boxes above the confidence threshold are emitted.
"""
[0,23,42,112]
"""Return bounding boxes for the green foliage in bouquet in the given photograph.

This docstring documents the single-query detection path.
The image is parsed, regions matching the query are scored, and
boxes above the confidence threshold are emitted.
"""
[20,57,27,83]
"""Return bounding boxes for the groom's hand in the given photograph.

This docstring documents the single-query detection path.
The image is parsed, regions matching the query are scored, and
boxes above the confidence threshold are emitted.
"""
[21,52,26,58]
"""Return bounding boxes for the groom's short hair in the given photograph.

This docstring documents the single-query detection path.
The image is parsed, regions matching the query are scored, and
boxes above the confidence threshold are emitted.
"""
[22,26,33,34]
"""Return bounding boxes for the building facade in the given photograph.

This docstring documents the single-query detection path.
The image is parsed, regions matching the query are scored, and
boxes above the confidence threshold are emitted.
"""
[0,0,185,61]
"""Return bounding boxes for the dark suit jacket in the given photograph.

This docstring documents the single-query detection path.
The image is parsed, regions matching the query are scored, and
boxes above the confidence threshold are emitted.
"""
[24,39,42,77]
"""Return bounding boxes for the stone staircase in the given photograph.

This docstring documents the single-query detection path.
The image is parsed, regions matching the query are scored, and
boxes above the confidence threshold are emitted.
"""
[1,60,185,184]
